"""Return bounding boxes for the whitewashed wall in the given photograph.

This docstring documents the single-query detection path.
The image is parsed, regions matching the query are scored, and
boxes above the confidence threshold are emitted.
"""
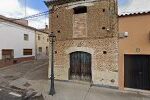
[0,22,35,60]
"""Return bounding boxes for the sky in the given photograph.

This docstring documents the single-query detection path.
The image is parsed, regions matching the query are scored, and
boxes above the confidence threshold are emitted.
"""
[0,0,49,29]
[119,0,150,14]
[0,0,150,29]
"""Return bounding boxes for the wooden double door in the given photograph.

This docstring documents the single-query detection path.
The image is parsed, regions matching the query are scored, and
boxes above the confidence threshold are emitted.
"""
[69,51,92,82]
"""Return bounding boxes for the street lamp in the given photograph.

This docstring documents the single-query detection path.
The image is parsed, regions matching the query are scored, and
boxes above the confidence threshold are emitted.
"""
[49,32,56,96]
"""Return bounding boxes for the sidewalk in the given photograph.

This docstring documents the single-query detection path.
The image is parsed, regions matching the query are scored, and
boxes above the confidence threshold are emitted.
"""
[10,79,150,100]
[1,60,150,100]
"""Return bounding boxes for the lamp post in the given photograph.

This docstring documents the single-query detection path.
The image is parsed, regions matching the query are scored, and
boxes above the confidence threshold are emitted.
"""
[49,32,56,96]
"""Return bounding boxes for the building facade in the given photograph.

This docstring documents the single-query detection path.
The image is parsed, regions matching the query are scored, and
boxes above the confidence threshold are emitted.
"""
[36,30,49,60]
[119,12,150,91]
[0,17,35,62]
[0,15,49,68]
[46,0,118,87]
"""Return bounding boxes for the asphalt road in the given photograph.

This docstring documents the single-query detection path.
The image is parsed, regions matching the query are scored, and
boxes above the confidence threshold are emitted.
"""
[0,60,48,86]
[0,60,48,100]
[0,86,22,100]
[0,82,44,100]
[1,59,150,100]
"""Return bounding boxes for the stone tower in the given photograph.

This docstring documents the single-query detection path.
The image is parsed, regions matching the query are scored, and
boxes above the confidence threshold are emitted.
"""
[45,0,118,87]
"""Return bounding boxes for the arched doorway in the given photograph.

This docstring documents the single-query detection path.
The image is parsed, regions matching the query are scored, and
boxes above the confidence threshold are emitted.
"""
[69,51,92,82]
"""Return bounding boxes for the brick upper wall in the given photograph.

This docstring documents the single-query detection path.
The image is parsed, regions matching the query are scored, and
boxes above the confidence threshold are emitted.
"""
[49,0,118,40]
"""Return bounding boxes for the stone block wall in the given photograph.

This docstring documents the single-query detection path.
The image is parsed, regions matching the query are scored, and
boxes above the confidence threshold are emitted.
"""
[48,0,118,87]
[49,38,118,86]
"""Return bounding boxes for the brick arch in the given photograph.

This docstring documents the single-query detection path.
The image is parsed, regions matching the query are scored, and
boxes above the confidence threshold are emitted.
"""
[65,47,94,55]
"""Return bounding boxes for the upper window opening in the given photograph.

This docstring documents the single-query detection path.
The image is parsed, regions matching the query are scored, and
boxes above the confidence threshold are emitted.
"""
[73,6,87,14]
[38,35,40,40]
[24,34,29,41]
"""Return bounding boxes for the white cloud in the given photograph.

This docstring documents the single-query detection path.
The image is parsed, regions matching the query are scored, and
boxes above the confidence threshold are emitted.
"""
[28,16,49,29]
[1,0,150,27]
[119,0,150,14]
[0,0,48,29]
[0,0,23,17]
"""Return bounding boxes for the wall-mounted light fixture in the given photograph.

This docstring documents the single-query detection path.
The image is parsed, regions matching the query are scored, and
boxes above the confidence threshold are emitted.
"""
[119,32,129,38]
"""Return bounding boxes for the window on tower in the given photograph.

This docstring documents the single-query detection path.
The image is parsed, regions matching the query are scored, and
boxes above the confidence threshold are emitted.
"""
[73,6,87,14]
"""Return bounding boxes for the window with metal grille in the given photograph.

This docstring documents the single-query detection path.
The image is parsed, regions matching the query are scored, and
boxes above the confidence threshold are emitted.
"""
[23,49,32,55]
[24,34,29,41]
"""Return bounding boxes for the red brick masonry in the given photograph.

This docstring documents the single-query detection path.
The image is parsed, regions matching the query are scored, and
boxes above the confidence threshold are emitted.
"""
[0,56,35,68]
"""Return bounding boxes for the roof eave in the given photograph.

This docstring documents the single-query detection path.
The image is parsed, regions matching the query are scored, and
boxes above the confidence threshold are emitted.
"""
[0,16,49,34]
[44,0,85,7]
[119,11,150,17]
[44,1,59,7]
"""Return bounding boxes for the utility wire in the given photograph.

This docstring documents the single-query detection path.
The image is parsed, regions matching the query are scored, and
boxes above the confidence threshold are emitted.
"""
[0,10,50,23]
[0,0,132,22]
[0,0,101,22]
[0,0,121,26]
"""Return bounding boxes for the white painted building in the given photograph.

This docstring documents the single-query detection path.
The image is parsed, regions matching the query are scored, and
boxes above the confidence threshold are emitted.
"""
[0,16,36,62]
[0,15,49,67]
[0,21,35,60]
